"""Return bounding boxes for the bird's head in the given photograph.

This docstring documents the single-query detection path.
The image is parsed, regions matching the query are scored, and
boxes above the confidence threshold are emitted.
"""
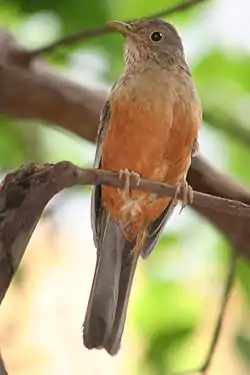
[108,18,185,68]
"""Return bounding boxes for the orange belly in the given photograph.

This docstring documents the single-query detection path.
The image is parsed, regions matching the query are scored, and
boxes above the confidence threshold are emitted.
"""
[101,92,197,241]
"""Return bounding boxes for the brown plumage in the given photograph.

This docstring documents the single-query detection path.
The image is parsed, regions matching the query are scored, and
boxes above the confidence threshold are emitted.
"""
[83,18,202,355]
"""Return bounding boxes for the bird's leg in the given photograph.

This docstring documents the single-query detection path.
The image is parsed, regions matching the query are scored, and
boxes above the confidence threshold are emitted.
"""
[118,168,140,198]
[118,169,141,231]
[173,179,193,213]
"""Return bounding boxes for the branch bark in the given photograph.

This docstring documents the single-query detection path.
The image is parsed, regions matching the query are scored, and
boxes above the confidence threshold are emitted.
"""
[0,61,104,143]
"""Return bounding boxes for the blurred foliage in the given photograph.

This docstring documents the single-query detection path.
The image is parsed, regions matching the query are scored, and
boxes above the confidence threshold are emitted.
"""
[237,259,250,306]
[1,0,250,374]
[236,332,250,369]
[4,0,108,32]
[133,277,199,374]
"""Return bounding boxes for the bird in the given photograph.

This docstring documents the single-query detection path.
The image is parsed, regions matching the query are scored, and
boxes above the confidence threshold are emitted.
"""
[83,18,202,356]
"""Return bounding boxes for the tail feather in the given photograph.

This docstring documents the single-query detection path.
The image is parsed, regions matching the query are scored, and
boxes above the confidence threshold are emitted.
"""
[104,248,140,355]
[83,216,125,349]
[84,201,174,354]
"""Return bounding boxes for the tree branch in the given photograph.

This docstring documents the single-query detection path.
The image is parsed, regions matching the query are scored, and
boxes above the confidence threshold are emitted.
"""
[0,161,250,305]
[200,252,236,375]
[28,0,209,57]
[0,62,104,142]
[187,157,250,260]
[204,110,250,148]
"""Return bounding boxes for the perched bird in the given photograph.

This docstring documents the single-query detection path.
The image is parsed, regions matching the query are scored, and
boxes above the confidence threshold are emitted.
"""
[83,18,202,355]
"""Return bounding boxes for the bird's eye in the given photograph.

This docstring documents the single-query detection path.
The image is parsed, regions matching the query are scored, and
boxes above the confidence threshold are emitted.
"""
[150,31,163,42]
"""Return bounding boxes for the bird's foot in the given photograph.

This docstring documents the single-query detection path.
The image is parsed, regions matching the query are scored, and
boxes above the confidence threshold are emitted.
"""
[118,168,140,197]
[173,180,193,213]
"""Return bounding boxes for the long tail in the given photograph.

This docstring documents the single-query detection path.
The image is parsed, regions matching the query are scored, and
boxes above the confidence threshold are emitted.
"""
[83,215,139,354]
[105,247,140,355]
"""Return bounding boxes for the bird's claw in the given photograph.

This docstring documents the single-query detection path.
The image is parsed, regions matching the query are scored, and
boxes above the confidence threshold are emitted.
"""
[119,168,141,199]
[118,168,140,197]
[173,180,193,213]
[119,168,130,195]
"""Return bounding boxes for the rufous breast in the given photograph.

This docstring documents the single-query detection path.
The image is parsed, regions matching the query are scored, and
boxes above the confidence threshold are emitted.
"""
[101,68,201,240]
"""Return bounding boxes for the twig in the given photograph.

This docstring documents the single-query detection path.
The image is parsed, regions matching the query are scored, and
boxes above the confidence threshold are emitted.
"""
[142,0,209,19]
[200,251,237,374]
[28,0,209,57]
[170,251,237,375]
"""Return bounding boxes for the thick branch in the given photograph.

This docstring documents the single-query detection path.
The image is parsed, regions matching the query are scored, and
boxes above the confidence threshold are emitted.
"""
[0,62,104,143]
[188,157,250,260]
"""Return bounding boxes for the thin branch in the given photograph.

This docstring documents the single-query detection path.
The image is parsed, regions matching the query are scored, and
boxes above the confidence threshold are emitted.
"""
[170,251,237,375]
[8,162,250,218]
[142,0,209,19]
[28,0,209,57]
[200,251,237,374]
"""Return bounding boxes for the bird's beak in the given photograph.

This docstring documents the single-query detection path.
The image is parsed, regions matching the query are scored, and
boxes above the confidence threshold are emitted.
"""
[108,21,134,37]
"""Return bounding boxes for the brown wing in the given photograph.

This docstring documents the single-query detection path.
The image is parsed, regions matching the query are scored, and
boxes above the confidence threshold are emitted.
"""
[90,100,110,247]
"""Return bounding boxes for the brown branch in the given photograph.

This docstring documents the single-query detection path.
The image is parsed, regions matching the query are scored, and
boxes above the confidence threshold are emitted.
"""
[0,62,104,142]
[0,161,249,305]
[28,0,209,57]
[204,110,250,148]
[187,157,250,261]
